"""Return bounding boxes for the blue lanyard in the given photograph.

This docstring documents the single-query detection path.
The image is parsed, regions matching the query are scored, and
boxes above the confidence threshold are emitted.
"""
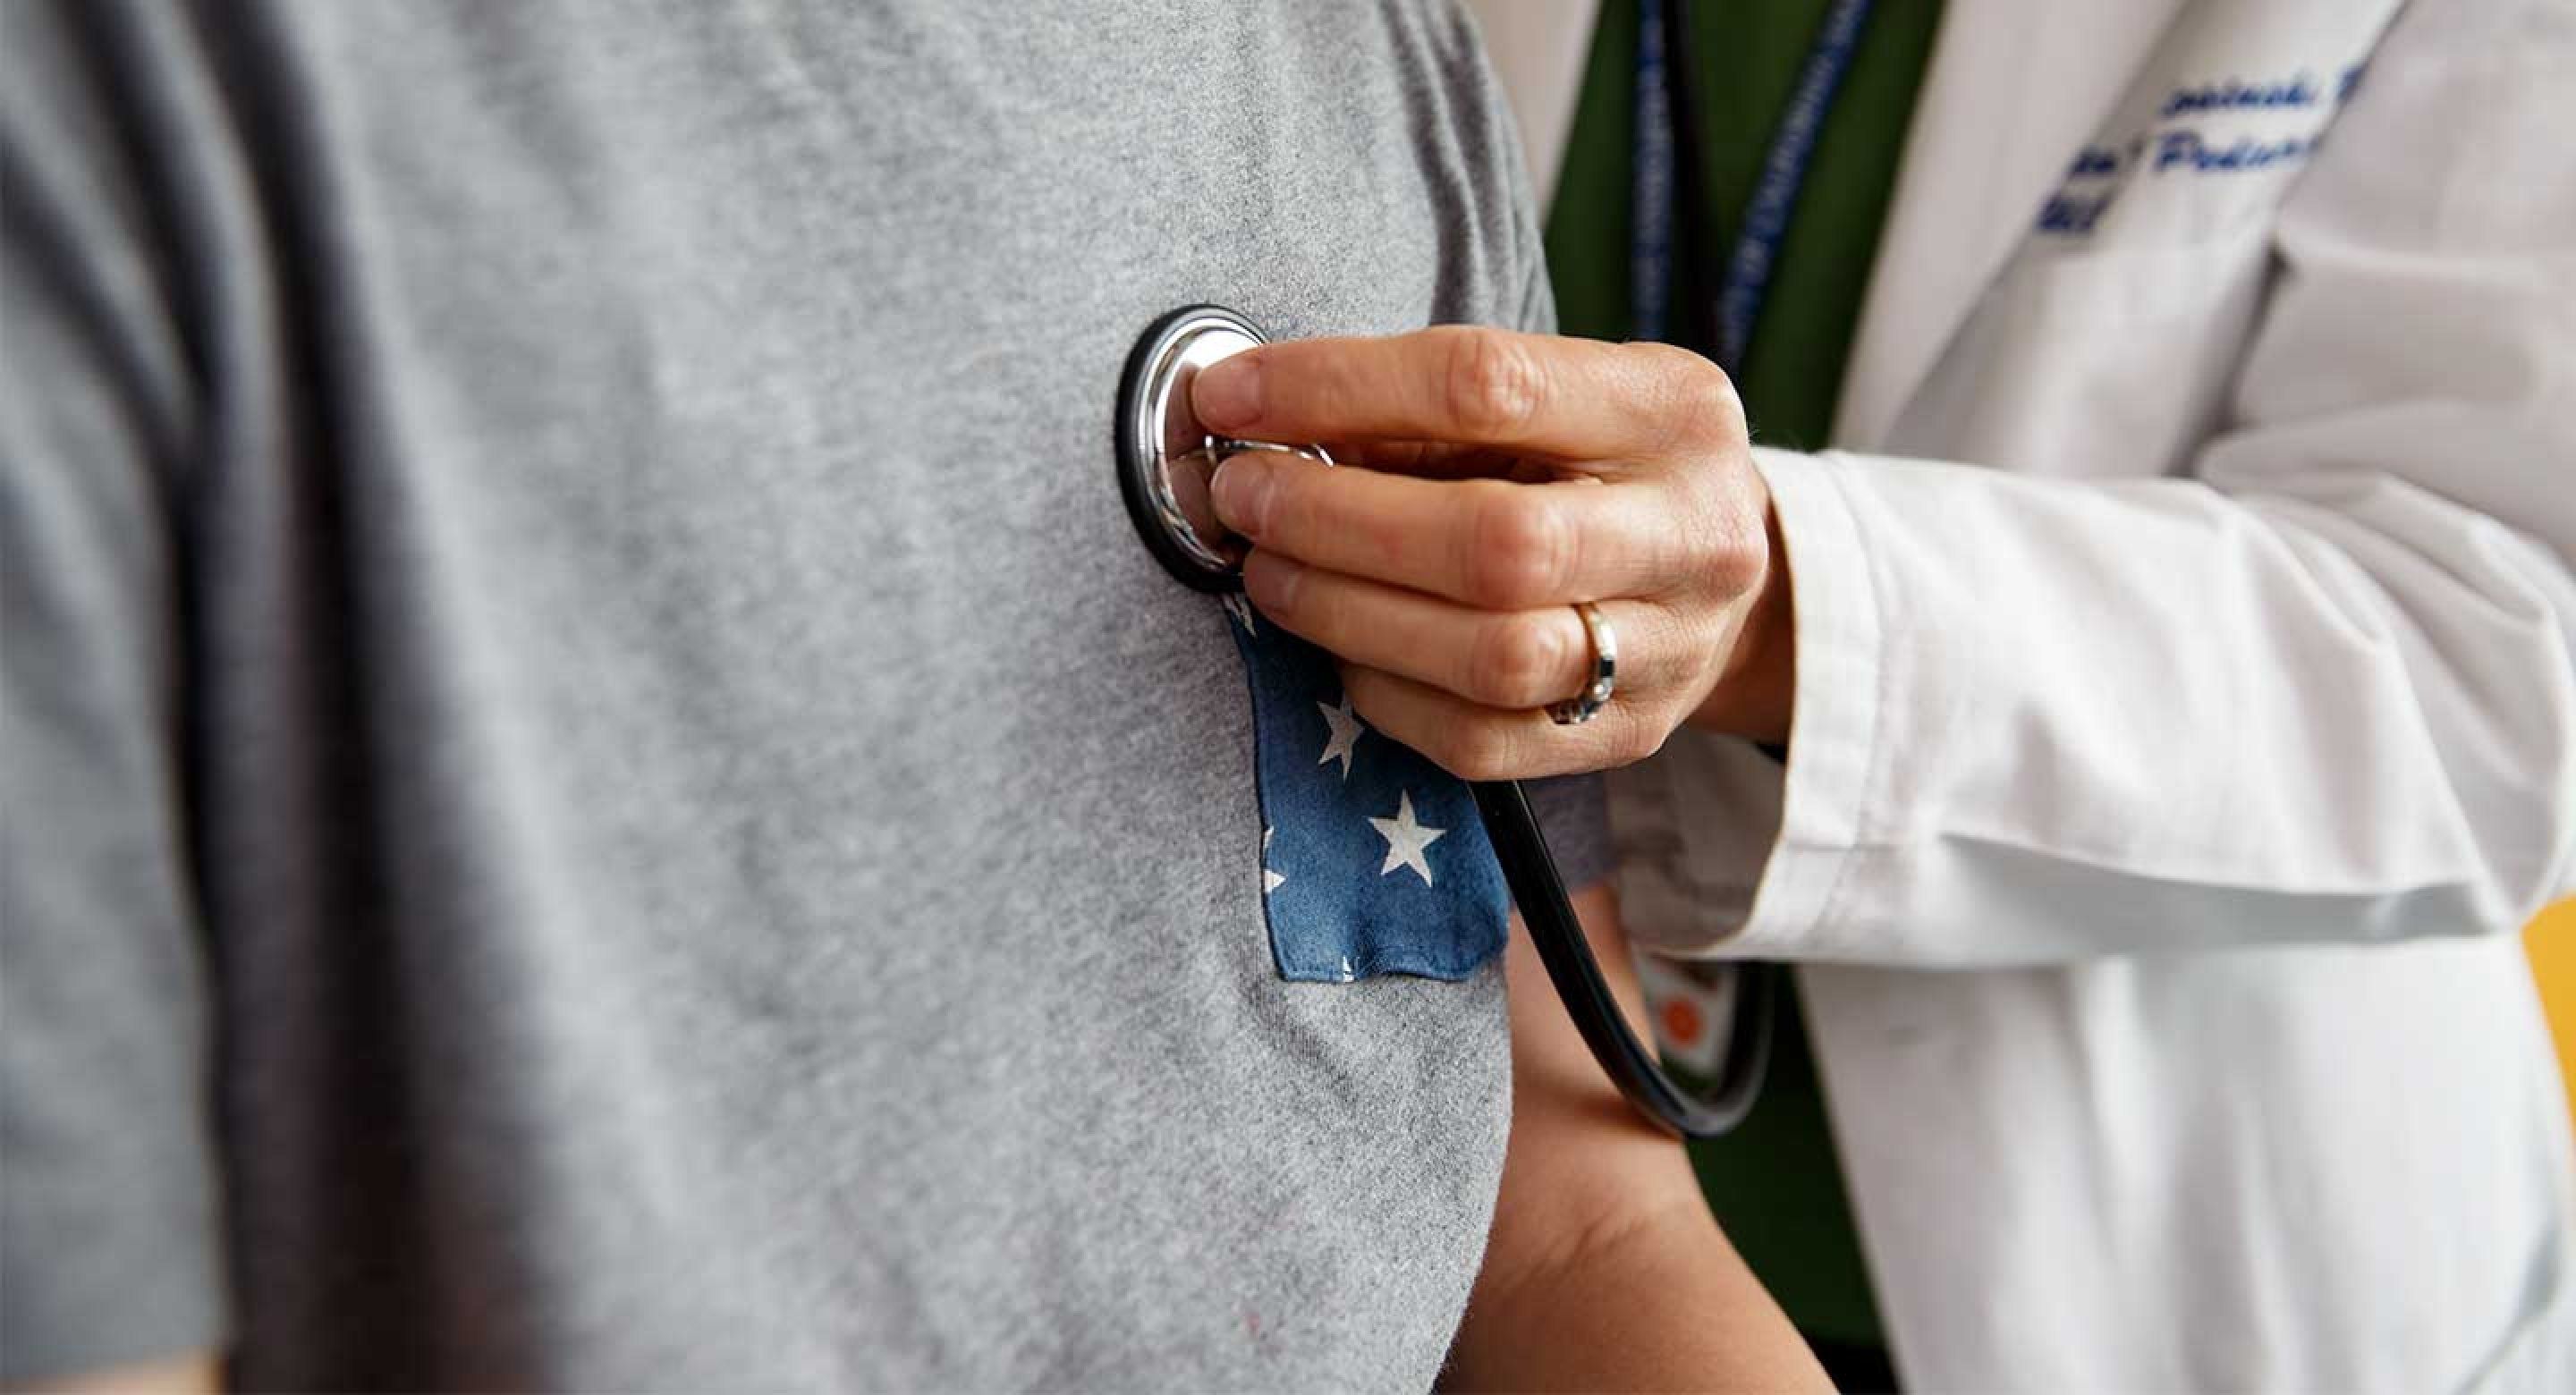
[1628,0,1675,344]
[1631,0,1876,375]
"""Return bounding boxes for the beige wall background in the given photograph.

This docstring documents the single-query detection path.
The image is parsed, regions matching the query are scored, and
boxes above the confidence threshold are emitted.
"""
[1462,0,1597,207]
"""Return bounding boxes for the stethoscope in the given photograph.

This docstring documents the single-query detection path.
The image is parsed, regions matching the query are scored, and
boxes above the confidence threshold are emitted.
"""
[1114,304,1772,1138]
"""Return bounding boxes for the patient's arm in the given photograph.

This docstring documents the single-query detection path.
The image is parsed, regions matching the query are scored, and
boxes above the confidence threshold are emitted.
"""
[1443,884,1826,1392]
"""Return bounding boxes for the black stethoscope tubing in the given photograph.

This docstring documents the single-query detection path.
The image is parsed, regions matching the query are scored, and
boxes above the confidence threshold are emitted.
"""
[1471,781,1772,1138]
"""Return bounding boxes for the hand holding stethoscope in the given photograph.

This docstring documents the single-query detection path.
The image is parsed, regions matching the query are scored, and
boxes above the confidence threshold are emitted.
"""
[1193,324,1793,768]
[1116,307,1789,1137]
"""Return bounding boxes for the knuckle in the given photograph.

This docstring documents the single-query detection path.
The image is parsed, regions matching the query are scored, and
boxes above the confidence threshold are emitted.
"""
[1698,358,1746,425]
[1442,327,1547,438]
[1690,487,1770,598]
[1462,486,1573,608]
[1631,505,1695,588]
[1633,342,1744,452]
[1664,471,1767,600]
[1464,614,1570,708]
[1704,537,1768,600]
[1685,358,1748,441]
[1628,340,1707,385]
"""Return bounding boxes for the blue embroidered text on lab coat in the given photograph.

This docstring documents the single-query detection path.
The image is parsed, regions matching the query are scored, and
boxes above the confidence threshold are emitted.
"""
[2035,59,2363,241]
[2038,191,2109,235]
[2154,130,2318,173]
[2159,73,2319,118]
[2039,124,2320,235]
[2068,145,2125,179]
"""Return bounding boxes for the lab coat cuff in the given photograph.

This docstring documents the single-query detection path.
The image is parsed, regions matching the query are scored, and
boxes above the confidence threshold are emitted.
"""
[1608,447,1882,959]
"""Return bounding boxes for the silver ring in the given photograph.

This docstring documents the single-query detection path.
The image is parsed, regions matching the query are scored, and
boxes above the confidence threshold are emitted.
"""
[1547,602,1616,725]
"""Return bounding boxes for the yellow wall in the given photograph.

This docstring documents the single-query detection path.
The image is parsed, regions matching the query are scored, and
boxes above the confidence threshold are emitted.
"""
[2532,900,2576,1132]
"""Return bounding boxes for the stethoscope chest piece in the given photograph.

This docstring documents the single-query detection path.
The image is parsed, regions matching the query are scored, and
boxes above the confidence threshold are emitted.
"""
[1116,304,1331,593]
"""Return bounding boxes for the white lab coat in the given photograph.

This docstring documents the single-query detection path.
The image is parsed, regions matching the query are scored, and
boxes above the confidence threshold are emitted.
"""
[1475,0,2576,1389]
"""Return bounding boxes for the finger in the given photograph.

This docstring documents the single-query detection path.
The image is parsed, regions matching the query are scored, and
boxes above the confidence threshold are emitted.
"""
[1312,439,1535,481]
[1340,664,1665,783]
[1245,554,1674,711]
[1211,450,1690,610]
[1191,325,1741,465]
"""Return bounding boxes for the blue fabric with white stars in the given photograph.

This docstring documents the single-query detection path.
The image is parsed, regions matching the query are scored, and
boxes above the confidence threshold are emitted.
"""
[1222,595,1511,983]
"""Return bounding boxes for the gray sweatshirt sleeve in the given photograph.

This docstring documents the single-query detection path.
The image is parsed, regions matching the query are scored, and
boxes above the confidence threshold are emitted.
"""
[2,3,231,1379]
[1522,774,1617,893]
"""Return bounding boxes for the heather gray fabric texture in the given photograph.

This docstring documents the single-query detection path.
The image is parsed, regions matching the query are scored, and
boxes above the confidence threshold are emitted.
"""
[0,1,1611,1388]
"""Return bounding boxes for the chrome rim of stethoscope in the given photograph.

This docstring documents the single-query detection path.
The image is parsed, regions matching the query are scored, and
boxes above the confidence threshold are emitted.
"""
[1114,305,1335,593]
[1114,304,1772,1140]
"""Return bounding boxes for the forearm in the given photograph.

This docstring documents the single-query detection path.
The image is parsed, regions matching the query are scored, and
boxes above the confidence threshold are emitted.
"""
[1445,1191,1814,1393]
[1444,886,1826,1393]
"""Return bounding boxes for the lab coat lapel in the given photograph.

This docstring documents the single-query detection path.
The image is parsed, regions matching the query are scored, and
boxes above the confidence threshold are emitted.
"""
[1833,0,2188,450]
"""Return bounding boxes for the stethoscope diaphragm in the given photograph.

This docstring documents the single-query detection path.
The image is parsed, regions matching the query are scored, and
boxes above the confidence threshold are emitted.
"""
[1114,305,1334,593]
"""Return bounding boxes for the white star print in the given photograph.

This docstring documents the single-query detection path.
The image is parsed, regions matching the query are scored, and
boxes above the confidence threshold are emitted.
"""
[1262,825,1286,895]
[1221,592,1258,636]
[1317,693,1364,780]
[1368,790,1446,887]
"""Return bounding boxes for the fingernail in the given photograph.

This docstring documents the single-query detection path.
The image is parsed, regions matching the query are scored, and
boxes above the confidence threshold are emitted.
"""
[1194,354,1262,431]
[1243,551,1303,613]
[1209,455,1271,538]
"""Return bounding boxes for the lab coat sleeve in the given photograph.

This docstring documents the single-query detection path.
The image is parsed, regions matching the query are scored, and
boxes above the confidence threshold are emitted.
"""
[1611,2,2576,968]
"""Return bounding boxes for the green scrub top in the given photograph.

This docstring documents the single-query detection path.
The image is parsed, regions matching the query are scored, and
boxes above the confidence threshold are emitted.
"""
[1540,0,1947,1356]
